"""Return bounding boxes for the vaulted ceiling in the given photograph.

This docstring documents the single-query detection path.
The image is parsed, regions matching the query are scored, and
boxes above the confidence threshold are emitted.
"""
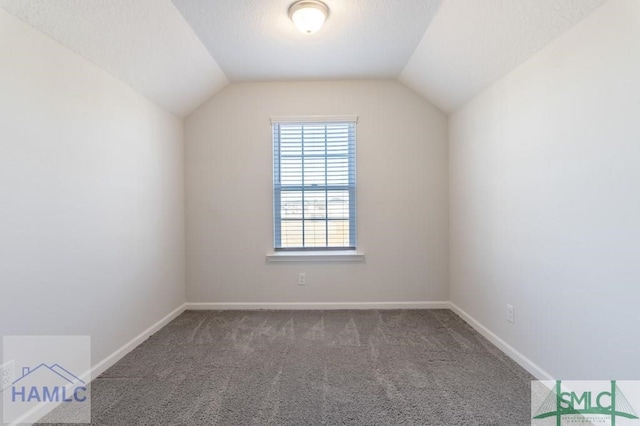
[0,0,609,117]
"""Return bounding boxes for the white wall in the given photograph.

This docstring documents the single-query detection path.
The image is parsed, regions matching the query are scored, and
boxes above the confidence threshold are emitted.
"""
[0,10,185,367]
[185,81,448,304]
[450,0,640,379]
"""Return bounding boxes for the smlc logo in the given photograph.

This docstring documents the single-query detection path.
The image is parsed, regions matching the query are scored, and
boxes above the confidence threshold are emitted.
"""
[533,380,640,425]
[11,363,87,403]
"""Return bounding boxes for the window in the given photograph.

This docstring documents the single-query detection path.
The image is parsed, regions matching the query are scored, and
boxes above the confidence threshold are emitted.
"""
[272,116,357,251]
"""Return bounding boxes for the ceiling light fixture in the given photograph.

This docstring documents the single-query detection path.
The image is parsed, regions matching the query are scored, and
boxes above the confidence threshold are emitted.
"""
[288,0,329,34]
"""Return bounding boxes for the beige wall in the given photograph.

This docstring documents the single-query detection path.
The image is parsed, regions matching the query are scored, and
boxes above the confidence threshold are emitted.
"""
[185,80,448,304]
[450,0,640,379]
[0,9,186,365]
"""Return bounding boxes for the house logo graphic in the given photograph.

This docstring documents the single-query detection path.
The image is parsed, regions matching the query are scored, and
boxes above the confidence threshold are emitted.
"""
[3,335,91,423]
[533,380,640,426]
[11,363,88,404]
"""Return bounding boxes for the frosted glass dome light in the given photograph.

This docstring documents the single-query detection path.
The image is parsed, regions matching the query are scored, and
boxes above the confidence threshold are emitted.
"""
[289,1,329,34]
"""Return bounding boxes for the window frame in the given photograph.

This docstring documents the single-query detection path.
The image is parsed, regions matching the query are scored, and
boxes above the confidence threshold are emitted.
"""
[271,116,358,252]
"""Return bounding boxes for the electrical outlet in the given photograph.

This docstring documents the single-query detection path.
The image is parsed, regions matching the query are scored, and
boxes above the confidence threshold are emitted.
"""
[506,304,515,324]
[1,360,15,391]
[298,272,306,286]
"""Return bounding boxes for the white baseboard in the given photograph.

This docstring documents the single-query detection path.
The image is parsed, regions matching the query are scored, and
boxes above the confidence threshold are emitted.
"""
[8,304,187,425]
[89,303,187,380]
[185,301,450,310]
[449,302,553,380]
[85,301,550,382]
[82,301,549,382]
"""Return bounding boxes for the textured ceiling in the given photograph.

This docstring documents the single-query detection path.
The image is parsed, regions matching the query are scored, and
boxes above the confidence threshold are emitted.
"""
[171,0,442,81]
[0,0,228,117]
[0,0,611,115]
[400,0,610,113]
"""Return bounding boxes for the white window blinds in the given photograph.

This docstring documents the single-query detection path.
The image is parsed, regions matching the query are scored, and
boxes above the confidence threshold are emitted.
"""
[272,118,357,250]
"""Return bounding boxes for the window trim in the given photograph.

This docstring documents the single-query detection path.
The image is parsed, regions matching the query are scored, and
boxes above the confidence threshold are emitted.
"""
[271,115,358,124]
[271,115,358,252]
[266,250,365,263]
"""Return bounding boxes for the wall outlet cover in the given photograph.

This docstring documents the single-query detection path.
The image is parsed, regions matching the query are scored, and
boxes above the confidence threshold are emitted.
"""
[1,360,15,391]
[506,304,515,324]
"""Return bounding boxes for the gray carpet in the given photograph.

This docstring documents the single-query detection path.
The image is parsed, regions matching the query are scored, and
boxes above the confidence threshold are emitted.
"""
[39,309,533,425]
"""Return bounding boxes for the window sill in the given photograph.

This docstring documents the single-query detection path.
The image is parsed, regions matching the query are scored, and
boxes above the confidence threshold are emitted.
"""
[266,250,365,263]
